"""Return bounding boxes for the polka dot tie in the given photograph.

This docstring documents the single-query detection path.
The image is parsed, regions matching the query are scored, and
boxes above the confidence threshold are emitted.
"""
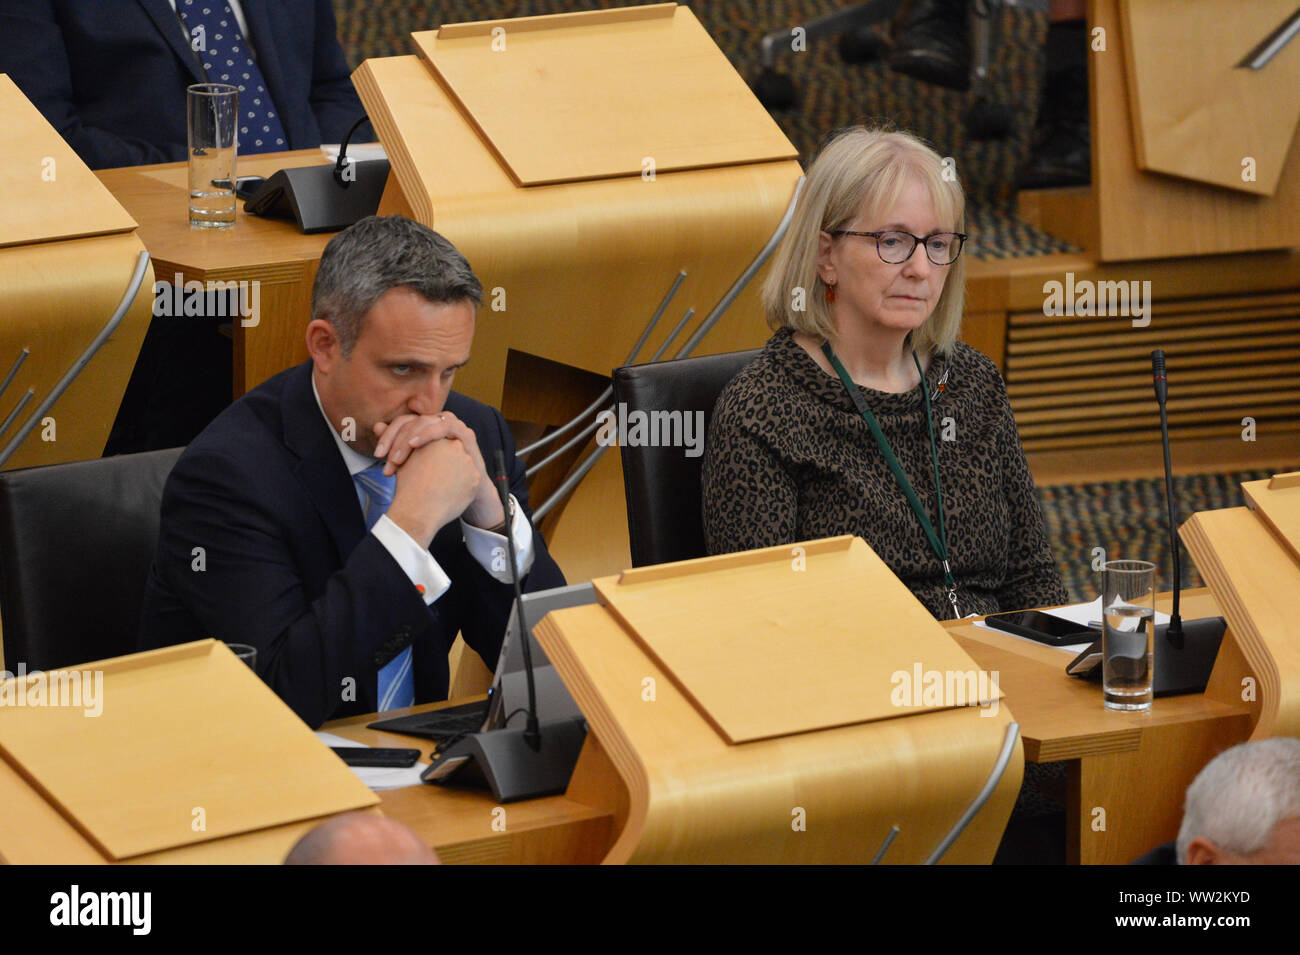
[177,1,288,154]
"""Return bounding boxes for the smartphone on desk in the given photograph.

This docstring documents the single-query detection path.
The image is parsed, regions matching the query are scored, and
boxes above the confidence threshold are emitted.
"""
[984,609,1100,647]
[330,747,420,768]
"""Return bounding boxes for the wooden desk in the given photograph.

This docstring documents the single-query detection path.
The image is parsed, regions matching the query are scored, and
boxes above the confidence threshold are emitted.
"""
[95,149,338,396]
[948,588,1253,864]
[324,588,1249,865]
[321,699,614,865]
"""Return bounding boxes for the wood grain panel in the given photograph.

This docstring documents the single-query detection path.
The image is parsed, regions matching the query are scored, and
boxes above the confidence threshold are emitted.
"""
[0,75,136,247]
[414,6,796,186]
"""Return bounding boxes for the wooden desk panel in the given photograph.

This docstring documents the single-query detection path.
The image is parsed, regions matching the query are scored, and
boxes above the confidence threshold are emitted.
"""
[947,588,1254,864]
[96,150,338,396]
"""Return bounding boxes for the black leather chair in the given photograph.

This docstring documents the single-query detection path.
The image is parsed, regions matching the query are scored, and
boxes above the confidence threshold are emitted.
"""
[0,448,183,672]
[612,350,760,567]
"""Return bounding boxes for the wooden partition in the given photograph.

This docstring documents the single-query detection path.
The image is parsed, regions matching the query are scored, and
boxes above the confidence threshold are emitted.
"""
[0,75,154,469]
[536,537,1022,864]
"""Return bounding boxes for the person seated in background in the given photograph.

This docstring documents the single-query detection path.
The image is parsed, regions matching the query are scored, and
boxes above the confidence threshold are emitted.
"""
[139,215,565,728]
[1168,738,1300,865]
[0,0,371,169]
[284,813,440,865]
[702,125,1066,620]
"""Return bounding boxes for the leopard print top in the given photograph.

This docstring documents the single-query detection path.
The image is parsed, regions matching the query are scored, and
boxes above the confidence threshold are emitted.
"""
[702,327,1067,620]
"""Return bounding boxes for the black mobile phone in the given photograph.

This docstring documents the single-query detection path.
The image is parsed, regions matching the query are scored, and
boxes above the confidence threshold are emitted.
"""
[330,747,421,768]
[234,175,267,200]
[984,609,1100,647]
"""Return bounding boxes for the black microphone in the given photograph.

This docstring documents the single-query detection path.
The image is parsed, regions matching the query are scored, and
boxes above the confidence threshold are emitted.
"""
[1151,349,1183,647]
[492,450,541,751]
[332,115,370,188]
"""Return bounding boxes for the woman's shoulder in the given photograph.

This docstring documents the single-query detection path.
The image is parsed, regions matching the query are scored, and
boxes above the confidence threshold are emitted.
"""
[713,329,805,414]
[940,340,1009,399]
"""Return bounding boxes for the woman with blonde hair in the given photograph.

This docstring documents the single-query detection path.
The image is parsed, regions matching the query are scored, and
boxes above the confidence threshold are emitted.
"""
[702,126,1065,619]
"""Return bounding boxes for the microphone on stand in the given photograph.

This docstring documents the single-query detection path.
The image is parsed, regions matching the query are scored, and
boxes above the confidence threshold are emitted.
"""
[1151,350,1184,649]
[493,450,541,751]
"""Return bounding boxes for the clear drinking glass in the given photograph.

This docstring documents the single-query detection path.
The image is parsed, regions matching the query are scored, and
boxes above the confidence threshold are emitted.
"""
[187,83,238,228]
[225,643,257,670]
[1101,560,1155,711]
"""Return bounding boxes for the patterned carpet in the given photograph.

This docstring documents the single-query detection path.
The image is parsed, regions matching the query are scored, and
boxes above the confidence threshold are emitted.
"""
[332,0,1079,258]
[1037,468,1299,605]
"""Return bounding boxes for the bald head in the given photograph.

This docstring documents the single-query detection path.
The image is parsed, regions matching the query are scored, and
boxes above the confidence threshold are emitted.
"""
[284,813,441,865]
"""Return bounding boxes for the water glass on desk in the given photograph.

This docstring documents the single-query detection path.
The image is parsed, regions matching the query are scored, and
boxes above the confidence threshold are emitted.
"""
[187,83,238,229]
[225,643,257,670]
[1101,560,1155,711]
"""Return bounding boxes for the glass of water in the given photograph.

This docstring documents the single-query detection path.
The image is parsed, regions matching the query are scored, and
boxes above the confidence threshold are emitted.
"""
[187,83,238,228]
[225,643,257,670]
[1101,560,1155,711]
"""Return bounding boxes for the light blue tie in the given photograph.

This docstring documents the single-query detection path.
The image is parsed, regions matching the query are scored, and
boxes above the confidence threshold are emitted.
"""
[353,464,414,711]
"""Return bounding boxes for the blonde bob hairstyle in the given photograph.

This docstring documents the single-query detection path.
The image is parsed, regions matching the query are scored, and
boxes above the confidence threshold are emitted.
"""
[761,126,966,356]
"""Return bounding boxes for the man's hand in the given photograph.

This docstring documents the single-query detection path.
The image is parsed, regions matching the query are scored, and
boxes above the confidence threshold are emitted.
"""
[374,411,506,534]
[383,436,481,550]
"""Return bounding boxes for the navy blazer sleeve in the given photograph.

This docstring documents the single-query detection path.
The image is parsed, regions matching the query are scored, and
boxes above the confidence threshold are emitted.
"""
[146,440,437,729]
[302,0,372,144]
[0,0,185,168]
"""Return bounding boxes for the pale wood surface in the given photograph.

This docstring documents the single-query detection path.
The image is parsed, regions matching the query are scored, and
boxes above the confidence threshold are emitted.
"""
[1120,0,1300,196]
[415,5,796,186]
[1076,0,1300,259]
[0,231,155,469]
[0,640,376,860]
[95,150,339,396]
[1242,477,1300,564]
[321,698,614,864]
[0,748,378,865]
[537,600,1022,864]
[0,74,136,247]
[949,590,1250,762]
[950,587,1254,864]
[1067,714,1250,864]
[1182,505,1300,739]
[594,536,997,743]
[351,52,801,407]
[0,590,1258,865]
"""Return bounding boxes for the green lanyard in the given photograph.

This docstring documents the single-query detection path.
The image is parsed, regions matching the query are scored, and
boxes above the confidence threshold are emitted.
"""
[821,341,960,618]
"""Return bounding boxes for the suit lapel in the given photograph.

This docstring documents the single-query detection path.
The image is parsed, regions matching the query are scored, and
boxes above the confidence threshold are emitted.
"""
[281,363,366,566]
[238,0,290,133]
[136,0,206,84]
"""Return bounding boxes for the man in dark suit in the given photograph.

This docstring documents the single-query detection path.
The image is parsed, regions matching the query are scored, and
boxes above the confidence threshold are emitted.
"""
[0,0,369,169]
[139,215,566,729]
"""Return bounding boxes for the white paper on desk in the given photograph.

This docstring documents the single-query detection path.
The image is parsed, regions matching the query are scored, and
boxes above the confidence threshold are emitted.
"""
[320,143,387,162]
[314,731,426,791]
[972,598,1171,655]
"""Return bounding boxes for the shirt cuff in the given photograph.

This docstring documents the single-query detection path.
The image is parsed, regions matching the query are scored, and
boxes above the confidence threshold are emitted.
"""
[461,494,536,583]
[371,515,451,606]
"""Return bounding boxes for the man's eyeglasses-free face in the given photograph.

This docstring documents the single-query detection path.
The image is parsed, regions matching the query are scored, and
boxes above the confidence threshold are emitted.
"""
[827,230,968,266]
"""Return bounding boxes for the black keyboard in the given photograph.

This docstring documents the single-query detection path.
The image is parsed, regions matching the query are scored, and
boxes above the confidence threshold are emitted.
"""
[367,700,489,743]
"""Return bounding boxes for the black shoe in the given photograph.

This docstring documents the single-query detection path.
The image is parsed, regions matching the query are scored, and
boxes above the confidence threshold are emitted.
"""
[888,0,971,91]
[1019,22,1090,189]
[1019,64,1090,189]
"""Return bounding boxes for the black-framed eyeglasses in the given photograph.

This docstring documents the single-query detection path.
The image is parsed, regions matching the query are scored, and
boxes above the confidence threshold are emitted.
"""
[828,229,968,265]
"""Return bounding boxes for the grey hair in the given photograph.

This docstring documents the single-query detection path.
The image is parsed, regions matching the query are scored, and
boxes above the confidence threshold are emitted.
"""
[311,215,483,356]
[1176,737,1300,863]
